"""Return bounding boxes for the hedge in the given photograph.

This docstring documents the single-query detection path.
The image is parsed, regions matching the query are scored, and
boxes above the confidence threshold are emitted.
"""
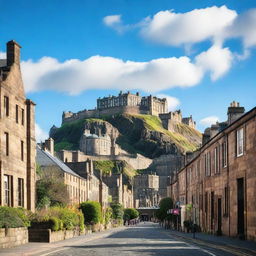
[110,203,124,220]
[80,201,102,225]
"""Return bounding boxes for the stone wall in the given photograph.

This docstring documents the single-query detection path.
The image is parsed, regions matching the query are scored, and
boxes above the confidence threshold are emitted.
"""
[0,227,28,248]
[58,150,152,170]
[28,228,80,243]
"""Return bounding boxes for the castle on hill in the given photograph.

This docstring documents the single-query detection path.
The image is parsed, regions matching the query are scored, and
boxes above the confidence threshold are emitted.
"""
[62,91,196,129]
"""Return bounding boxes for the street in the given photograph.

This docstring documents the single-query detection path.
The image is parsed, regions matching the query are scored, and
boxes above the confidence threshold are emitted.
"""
[46,223,236,256]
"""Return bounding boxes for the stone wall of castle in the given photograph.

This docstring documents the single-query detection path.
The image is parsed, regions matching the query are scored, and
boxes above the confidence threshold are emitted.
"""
[62,92,168,124]
[57,150,153,170]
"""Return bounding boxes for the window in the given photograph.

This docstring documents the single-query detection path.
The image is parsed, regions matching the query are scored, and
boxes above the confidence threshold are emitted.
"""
[21,109,24,125]
[4,132,9,156]
[205,152,211,176]
[237,128,244,156]
[222,141,227,167]
[18,178,24,207]
[4,96,9,116]
[4,175,12,206]
[214,147,219,174]
[16,105,19,123]
[21,140,24,161]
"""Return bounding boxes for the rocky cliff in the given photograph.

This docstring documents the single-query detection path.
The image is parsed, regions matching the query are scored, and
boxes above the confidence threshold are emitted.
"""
[51,113,201,159]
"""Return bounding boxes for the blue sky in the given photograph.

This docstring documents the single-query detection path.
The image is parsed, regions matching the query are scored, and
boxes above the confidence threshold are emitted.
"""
[0,0,255,140]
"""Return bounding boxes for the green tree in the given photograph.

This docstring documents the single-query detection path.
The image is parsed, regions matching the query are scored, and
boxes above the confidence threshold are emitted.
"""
[110,203,124,220]
[80,201,102,225]
[36,167,70,209]
[156,197,173,221]
[123,208,139,220]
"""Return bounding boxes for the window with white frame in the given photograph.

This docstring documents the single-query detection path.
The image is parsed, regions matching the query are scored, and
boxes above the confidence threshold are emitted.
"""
[4,175,12,206]
[237,128,244,156]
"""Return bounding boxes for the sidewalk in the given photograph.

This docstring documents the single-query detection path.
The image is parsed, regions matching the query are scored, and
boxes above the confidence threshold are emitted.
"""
[0,226,126,256]
[166,229,256,255]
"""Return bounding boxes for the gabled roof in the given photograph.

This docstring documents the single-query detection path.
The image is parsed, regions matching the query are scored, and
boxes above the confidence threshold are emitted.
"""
[36,146,81,178]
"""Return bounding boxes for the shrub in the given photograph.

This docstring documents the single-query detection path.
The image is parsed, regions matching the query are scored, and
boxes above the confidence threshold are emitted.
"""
[0,207,31,228]
[156,197,173,221]
[123,208,139,220]
[110,203,124,220]
[31,206,84,231]
[80,201,102,225]
[104,207,113,225]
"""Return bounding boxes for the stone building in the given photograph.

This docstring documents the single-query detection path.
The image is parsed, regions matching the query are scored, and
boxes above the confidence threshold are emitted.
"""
[167,103,256,241]
[134,174,160,208]
[79,121,120,156]
[62,92,168,124]
[37,140,109,208]
[159,110,197,131]
[0,41,36,211]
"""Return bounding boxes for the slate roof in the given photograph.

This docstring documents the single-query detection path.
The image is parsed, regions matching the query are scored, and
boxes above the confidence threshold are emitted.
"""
[36,146,81,178]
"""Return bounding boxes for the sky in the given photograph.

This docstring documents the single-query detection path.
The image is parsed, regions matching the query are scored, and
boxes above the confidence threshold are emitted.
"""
[0,0,256,141]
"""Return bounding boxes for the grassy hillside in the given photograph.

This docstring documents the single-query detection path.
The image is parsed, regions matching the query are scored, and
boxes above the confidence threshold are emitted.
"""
[94,160,138,178]
[131,114,200,152]
[53,118,107,152]
[52,113,201,158]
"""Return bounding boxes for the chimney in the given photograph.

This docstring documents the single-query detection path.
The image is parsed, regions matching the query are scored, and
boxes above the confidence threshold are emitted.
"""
[7,40,21,66]
[44,138,55,155]
[227,101,245,125]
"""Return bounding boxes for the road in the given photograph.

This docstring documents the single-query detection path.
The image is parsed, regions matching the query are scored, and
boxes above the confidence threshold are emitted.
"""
[46,222,236,256]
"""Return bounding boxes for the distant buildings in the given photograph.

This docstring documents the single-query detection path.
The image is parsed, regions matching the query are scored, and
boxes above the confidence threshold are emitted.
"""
[0,41,36,211]
[168,103,256,241]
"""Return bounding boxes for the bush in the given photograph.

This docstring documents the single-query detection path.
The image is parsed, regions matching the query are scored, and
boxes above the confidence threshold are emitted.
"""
[156,197,173,221]
[110,203,124,220]
[104,207,113,225]
[0,207,31,228]
[31,206,84,231]
[123,208,139,220]
[80,201,102,225]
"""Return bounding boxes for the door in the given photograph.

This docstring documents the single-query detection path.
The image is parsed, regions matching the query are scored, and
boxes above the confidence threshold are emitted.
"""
[237,178,245,239]
[217,198,222,235]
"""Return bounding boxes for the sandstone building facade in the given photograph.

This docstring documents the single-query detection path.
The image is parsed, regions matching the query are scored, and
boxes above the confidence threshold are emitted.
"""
[168,103,256,241]
[0,41,36,211]
[37,139,109,208]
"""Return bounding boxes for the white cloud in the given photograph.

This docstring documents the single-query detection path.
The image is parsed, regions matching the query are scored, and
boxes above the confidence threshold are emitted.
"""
[21,55,204,94]
[200,116,219,127]
[103,15,129,34]
[140,6,237,46]
[104,7,256,54]
[35,123,48,142]
[103,15,122,26]
[0,52,6,59]
[195,44,233,80]
[157,94,180,111]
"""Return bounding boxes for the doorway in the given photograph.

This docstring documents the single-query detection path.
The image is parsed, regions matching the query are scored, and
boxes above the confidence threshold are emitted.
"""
[217,198,222,235]
[237,178,245,239]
